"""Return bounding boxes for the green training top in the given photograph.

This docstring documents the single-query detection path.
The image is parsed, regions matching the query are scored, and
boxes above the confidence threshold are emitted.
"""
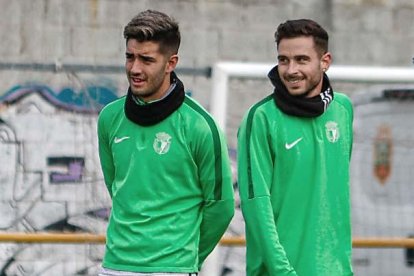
[98,94,234,273]
[238,93,353,276]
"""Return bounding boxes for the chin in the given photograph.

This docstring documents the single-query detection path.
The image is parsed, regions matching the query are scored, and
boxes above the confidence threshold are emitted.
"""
[287,89,305,97]
[130,90,140,96]
[131,87,145,95]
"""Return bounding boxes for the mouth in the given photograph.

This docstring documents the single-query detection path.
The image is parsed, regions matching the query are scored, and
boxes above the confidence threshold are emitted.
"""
[130,76,145,87]
[285,77,303,86]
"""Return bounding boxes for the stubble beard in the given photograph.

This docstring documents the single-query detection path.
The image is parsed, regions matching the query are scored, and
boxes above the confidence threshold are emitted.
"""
[286,75,322,98]
[129,72,166,101]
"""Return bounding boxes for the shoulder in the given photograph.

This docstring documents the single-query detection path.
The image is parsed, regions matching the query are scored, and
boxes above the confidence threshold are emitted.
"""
[179,95,225,138]
[333,92,353,111]
[98,96,125,119]
[181,95,218,125]
[241,94,274,126]
[97,96,125,131]
[331,92,354,124]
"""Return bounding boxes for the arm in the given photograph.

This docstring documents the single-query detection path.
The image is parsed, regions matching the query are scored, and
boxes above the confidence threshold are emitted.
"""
[348,97,354,159]
[237,109,297,275]
[97,110,115,198]
[195,119,235,268]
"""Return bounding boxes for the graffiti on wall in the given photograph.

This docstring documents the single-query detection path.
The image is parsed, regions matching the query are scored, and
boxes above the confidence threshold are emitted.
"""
[0,83,244,276]
[0,84,117,275]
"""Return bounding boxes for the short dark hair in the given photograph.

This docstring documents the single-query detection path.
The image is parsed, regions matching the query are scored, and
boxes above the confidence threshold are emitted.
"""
[123,10,181,56]
[275,19,329,56]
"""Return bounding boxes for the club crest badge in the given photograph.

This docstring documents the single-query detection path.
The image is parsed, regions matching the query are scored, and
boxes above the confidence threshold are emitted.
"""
[325,121,340,143]
[153,132,172,155]
[373,125,392,185]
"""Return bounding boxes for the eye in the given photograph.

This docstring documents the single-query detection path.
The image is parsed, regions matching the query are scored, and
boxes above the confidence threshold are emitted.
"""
[296,56,309,64]
[125,53,134,60]
[277,56,288,64]
[141,56,154,63]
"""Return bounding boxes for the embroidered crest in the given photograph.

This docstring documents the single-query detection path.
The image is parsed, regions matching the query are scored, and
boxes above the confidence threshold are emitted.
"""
[373,125,392,185]
[325,121,340,143]
[153,132,172,154]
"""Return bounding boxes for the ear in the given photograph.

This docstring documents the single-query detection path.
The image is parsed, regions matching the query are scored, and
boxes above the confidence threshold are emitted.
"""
[165,54,179,73]
[320,52,332,72]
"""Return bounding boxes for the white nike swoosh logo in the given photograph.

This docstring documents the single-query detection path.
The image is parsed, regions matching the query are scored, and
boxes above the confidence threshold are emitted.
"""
[285,137,303,150]
[114,136,130,144]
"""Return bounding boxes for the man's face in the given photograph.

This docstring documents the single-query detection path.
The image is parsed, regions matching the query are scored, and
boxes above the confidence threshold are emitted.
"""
[125,39,177,101]
[277,36,331,98]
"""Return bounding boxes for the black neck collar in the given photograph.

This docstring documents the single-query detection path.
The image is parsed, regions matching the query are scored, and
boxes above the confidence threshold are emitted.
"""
[268,65,334,117]
[124,72,185,126]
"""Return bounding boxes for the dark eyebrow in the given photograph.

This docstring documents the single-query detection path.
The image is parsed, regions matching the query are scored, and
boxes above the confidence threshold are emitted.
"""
[138,54,156,62]
[124,52,156,62]
[295,55,310,60]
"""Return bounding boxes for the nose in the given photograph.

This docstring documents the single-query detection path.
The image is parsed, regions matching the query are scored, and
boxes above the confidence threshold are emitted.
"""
[129,58,142,74]
[286,61,299,74]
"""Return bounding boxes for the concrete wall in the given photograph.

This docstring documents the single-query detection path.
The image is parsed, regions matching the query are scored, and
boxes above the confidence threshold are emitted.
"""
[1,0,413,144]
[0,85,115,275]
[2,0,413,66]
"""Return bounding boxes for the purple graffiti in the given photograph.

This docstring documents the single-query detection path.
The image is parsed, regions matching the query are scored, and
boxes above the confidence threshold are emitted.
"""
[49,159,84,183]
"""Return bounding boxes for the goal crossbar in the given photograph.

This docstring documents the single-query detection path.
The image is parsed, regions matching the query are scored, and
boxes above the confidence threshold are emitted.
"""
[211,62,414,129]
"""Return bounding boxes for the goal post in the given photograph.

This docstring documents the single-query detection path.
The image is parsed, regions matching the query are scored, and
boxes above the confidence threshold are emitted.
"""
[210,62,414,130]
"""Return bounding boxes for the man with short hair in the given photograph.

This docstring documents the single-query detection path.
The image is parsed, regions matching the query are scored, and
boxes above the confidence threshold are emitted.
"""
[97,10,234,276]
[238,19,354,275]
